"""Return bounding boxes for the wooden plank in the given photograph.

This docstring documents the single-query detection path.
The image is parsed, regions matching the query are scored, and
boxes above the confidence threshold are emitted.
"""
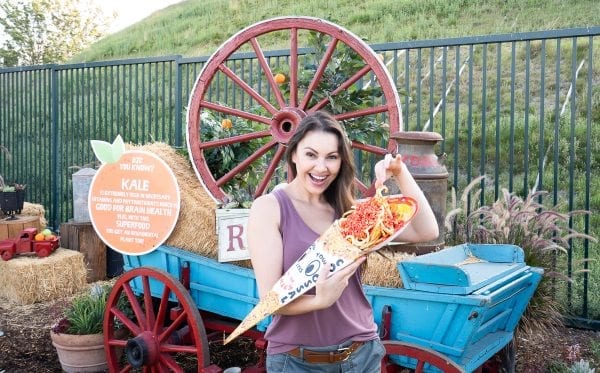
[59,222,106,282]
[0,223,7,239]
[59,223,71,249]
[79,224,106,283]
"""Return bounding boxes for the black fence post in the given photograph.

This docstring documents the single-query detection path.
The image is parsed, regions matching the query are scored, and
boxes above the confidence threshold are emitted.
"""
[50,64,59,230]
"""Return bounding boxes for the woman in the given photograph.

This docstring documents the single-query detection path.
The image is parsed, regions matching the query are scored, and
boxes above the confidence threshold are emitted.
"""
[247,111,438,372]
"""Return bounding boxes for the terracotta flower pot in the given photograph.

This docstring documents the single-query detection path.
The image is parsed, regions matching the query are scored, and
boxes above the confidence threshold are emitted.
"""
[50,330,108,372]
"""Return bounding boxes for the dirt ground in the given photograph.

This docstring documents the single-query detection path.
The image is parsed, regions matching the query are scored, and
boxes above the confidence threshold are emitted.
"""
[0,290,598,372]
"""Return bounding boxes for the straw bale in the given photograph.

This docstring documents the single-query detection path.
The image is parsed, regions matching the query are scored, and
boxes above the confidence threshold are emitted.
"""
[0,248,87,305]
[20,202,47,227]
[362,248,415,288]
[128,142,218,257]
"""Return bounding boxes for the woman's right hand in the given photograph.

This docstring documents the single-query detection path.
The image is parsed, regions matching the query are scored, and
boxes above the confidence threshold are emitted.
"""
[375,154,404,189]
[313,256,366,309]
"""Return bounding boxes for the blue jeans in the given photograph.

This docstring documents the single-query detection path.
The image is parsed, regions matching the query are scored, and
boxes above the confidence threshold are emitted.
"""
[266,339,385,372]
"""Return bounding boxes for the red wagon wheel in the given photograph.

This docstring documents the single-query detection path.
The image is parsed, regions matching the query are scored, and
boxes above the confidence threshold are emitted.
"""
[103,267,211,372]
[187,16,401,203]
[381,341,465,373]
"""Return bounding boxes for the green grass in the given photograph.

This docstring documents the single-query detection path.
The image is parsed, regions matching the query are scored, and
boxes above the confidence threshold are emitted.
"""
[71,0,600,63]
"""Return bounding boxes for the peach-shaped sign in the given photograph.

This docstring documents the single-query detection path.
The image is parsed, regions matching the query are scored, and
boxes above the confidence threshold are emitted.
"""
[88,136,180,255]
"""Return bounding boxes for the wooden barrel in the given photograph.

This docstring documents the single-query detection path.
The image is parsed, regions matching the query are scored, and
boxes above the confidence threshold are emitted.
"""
[0,215,42,240]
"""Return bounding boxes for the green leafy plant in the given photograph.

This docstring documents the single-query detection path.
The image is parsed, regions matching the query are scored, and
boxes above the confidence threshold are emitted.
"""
[445,176,596,335]
[1,184,25,192]
[589,339,600,369]
[286,31,388,146]
[52,284,111,335]
[569,359,596,373]
[547,360,571,373]
[201,109,270,206]
[547,359,597,373]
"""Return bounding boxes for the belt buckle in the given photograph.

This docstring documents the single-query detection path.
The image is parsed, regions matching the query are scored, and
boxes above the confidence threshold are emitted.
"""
[337,345,350,353]
[336,345,352,361]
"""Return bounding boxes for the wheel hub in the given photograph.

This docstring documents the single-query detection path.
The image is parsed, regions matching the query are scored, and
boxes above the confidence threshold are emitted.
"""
[125,331,159,368]
[269,108,306,143]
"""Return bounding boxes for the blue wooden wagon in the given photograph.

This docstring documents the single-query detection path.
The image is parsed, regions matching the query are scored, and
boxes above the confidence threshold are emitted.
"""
[102,243,541,372]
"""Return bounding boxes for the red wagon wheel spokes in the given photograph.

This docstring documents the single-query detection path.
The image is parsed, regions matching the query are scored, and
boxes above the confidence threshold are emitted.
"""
[187,16,401,203]
[104,267,210,373]
[200,101,272,125]
[217,64,279,115]
[381,341,465,373]
[249,37,287,109]
[298,37,339,110]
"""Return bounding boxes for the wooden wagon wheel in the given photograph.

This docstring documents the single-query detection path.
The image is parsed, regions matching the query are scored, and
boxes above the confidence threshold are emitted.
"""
[187,16,402,203]
[103,267,212,372]
[381,341,465,373]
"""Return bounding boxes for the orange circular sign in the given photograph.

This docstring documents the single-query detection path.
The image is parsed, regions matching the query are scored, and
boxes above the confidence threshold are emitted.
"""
[88,151,180,255]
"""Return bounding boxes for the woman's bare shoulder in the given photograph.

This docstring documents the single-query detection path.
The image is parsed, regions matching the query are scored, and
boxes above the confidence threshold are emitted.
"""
[249,193,281,223]
[248,193,282,244]
[251,193,279,211]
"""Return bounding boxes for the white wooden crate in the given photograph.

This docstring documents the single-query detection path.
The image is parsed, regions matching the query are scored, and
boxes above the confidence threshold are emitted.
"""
[215,208,250,262]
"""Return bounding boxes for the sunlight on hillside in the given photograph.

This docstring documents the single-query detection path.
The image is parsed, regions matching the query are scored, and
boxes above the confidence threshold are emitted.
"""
[95,0,185,34]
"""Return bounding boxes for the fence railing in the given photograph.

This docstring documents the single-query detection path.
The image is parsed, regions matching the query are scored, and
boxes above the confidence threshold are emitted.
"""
[1,27,598,326]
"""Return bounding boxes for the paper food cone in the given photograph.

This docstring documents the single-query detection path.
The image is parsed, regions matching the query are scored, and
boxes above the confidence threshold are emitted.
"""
[224,194,417,344]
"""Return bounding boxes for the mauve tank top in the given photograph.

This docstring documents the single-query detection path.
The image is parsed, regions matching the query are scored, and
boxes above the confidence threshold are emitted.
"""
[265,189,378,354]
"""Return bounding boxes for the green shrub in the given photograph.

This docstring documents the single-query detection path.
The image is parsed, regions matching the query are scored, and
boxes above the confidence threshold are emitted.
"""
[589,339,600,369]
[52,284,111,335]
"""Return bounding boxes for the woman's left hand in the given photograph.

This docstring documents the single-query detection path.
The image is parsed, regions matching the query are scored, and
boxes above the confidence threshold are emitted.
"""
[313,256,366,310]
[375,154,403,188]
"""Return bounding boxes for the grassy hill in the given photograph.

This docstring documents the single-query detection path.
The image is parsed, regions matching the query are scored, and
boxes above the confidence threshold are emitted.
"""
[71,0,600,62]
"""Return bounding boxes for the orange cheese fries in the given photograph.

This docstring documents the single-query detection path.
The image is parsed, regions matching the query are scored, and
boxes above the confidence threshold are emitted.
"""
[338,187,417,249]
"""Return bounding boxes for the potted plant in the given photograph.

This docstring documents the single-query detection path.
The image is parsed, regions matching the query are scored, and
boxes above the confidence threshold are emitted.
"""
[0,182,26,218]
[50,284,113,373]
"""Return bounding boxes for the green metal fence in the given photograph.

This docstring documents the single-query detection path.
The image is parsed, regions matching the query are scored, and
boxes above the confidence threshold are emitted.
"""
[1,27,598,326]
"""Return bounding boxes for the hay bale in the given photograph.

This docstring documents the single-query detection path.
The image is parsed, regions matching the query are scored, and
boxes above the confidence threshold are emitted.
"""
[20,202,48,228]
[128,142,218,257]
[362,248,415,288]
[0,248,87,305]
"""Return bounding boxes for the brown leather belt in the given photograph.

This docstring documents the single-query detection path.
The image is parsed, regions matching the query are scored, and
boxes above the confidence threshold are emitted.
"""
[287,341,364,363]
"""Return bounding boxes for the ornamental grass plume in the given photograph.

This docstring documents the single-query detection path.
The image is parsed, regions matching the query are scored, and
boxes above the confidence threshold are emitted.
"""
[445,176,596,337]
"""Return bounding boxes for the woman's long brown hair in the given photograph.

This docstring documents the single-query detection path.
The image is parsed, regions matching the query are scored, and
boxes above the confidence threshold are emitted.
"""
[284,111,356,218]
